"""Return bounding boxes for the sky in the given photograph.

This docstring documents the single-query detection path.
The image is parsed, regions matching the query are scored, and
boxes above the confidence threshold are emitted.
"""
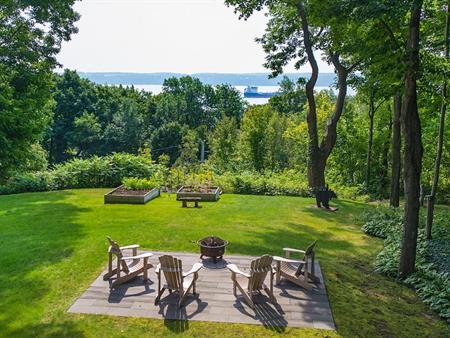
[57,0,333,74]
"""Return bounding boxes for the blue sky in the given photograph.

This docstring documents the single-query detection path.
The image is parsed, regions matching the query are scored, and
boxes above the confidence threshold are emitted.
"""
[57,0,333,73]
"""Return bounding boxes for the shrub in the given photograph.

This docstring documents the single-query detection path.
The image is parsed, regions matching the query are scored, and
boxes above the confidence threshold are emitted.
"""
[214,170,311,196]
[0,172,51,195]
[123,174,163,191]
[363,207,450,325]
[332,184,370,202]
[160,168,311,196]
[0,153,163,195]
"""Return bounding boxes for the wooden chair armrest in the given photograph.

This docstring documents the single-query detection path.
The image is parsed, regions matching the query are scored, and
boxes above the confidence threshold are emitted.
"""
[183,263,203,277]
[273,256,306,264]
[121,252,153,261]
[283,248,305,254]
[120,244,140,250]
[226,264,250,278]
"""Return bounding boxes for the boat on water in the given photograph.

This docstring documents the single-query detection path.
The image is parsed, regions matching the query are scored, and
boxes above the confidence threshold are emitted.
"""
[243,86,277,98]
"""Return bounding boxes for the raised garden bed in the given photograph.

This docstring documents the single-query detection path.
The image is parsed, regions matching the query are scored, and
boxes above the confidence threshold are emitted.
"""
[104,185,160,204]
[176,186,221,202]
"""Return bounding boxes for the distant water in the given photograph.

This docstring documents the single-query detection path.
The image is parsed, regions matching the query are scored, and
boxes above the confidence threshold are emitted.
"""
[128,84,349,105]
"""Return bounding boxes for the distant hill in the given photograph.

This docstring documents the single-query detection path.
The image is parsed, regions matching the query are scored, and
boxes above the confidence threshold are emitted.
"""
[78,72,336,87]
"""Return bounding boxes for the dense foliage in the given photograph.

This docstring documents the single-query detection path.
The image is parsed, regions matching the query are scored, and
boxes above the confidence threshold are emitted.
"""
[0,1,79,181]
[1,70,448,202]
[44,71,246,165]
[362,207,450,324]
[0,153,161,194]
[122,175,164,190]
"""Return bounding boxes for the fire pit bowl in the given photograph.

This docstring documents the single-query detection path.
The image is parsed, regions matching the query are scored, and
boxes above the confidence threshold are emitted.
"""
[197,236,228,263]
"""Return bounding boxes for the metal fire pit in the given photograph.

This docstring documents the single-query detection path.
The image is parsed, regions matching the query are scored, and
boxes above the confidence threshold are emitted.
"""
[197,236,228,263]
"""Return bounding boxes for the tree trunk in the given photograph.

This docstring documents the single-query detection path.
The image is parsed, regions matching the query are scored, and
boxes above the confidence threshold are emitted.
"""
[380,113,393,195]
[365,93,375,191]
[296,2,323,188]
[390,94,402,207]
[398,0,423,279]
[296,4,350,189]
[426,1,449,239]
[316,53,349,182]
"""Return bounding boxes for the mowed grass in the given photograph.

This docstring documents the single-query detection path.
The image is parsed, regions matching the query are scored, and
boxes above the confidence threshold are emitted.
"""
[0,189,447,338]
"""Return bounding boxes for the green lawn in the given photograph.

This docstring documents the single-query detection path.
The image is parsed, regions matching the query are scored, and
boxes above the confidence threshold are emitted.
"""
[0,189,447,338]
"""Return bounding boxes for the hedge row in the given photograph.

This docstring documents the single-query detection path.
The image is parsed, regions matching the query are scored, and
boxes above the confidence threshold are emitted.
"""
[1,154,366,201]
[0,153,162,195]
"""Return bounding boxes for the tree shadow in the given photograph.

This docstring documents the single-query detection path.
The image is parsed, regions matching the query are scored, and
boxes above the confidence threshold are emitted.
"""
[5,320,87,338]
[0,191,89,336]
[229,222,362,259]
[301,198,371,222]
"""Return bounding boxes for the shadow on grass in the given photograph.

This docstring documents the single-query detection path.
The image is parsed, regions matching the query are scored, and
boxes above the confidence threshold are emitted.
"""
[222,216,450,337]
[0,191,89,336]
[229,222,361,259]
[5,320,86,338]
[301,198,370,222]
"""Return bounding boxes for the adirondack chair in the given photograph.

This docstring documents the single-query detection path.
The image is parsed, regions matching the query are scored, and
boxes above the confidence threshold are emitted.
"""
[154,255,203,307]
[102,237,153,288]
[274,240,320,290]
[227,255,277,309]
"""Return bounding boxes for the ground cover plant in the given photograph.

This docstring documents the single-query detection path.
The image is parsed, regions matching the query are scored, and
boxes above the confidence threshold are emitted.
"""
[362,206,450,324]
[0,189,448,338]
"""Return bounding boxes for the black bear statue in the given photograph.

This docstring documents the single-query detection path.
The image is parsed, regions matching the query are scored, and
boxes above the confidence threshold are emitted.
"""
[314,185,338,211]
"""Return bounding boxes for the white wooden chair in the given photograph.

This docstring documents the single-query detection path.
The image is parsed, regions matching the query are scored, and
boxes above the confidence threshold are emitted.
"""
[274,241,320,290]
[102,237,153,288]
[227,255,277,309]
[154,255,203,307]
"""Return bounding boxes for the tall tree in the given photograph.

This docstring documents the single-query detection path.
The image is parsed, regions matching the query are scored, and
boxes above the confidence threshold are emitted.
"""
[398,0,423,278]
[208,116,239,171]
[426,1,449,239]
[226,0,358,188]
[354,80,386,191]
[150,122,184,166]
[269,76,307,116]
[49,70,97,162]
[0,1,79,181]
[68,112,102,157]
[390,94,402,207]
[239,105,275,172]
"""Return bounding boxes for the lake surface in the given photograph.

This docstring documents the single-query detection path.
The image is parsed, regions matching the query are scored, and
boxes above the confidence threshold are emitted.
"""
[132,84,279,104]
[128,84,352,105]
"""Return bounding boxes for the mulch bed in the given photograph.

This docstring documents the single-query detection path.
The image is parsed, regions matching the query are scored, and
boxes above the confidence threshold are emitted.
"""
[180,187,217,193]
[112,187,152,196]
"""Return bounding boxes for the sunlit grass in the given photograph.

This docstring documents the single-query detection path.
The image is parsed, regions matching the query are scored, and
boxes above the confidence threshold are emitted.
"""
[0,189,447,337]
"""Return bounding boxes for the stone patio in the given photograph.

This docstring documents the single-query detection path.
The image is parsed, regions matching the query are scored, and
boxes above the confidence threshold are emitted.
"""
[68,251,335,330]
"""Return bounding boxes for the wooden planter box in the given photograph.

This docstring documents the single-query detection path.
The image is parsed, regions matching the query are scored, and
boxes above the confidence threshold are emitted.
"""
[104,186,160,204]
[176,186,221,202]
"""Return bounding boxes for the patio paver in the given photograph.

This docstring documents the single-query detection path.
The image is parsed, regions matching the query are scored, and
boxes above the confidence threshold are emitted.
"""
[68,251,335,330]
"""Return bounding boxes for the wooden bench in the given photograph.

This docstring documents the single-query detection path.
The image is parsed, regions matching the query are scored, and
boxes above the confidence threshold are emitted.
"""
[178,197,201,208]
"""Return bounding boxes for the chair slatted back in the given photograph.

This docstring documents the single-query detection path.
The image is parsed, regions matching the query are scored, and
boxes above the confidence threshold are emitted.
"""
[304,240,317,258]
[107,237,129,274]
[295,240,317,276]
[248,255,273,291]
[159,255,183,291]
